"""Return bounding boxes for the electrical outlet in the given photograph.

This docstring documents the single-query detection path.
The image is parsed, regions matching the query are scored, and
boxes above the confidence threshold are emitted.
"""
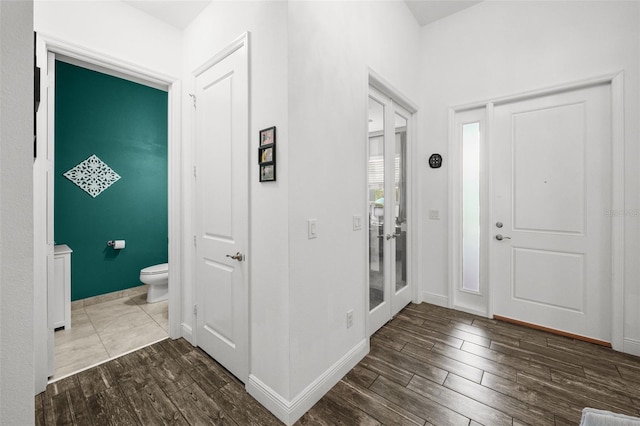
[428,209,440,220]
[346,310,354,329]
[353,215,362,231]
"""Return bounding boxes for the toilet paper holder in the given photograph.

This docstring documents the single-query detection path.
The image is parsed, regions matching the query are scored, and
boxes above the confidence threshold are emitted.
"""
[106,240,126,249]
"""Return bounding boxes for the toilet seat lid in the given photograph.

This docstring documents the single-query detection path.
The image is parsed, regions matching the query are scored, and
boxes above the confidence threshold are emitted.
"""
[141,263,168,275]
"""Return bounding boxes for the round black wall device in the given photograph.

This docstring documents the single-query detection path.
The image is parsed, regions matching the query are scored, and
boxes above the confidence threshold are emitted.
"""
[429,153,442,168]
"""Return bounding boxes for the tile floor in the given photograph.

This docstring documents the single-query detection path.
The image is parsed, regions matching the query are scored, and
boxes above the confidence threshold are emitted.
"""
[52,291,168,381]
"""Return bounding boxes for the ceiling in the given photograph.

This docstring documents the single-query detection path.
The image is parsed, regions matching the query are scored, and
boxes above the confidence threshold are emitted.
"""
[403,0,483,26]
[123,0,482,30]
[123,0,212,29]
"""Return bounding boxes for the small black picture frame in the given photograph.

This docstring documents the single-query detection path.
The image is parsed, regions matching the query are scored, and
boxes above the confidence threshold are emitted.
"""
[259,126,276,182]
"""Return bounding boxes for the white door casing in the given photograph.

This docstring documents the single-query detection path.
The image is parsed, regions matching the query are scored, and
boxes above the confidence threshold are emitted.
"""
[491,83,611,343]
[193,34,249,381]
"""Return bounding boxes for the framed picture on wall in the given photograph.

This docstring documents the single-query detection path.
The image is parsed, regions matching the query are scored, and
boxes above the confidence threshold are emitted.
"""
[259,126,276,182]
[260,164,275,182]
[260,126,276,146]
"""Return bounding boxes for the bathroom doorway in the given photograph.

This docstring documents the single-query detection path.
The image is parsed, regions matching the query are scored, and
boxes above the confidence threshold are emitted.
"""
[34,40,180,387]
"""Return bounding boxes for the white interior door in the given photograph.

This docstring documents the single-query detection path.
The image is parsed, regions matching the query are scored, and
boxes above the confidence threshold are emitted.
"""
[368,87,412,336]
[194,37,249,381]
[491,83,611,343]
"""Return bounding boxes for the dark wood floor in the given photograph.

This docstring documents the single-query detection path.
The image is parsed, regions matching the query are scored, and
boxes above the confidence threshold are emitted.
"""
[36,303,640,425]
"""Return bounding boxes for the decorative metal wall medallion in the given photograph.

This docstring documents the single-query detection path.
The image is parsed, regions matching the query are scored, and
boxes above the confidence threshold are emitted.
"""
[63,154,121,198]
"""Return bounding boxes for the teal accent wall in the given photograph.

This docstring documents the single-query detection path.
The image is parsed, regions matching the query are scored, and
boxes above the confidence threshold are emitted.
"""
[54,61,168,301]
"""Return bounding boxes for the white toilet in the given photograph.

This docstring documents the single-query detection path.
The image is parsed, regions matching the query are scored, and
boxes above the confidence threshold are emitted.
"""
[139,263,169,303]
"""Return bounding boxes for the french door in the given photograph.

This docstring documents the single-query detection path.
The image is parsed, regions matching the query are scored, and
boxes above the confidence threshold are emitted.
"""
[368,87,412,336]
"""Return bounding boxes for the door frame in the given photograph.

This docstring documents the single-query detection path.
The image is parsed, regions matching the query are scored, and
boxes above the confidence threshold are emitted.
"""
[366,70,420,337]
[33,34,182,392]
[448,72,625,351]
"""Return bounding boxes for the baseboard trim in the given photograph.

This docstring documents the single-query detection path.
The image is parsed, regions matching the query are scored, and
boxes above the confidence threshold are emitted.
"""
[422,292,448,308]
[247,338,368,425]
[453,304,488,318]
[494,315,612,348]
[623,338,640,356]
[181,323,194,345]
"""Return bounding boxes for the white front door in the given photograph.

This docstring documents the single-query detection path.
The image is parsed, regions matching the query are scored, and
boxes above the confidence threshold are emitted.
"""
[368,87,413,336]
[491,83,611,343]
[194,36,249,381]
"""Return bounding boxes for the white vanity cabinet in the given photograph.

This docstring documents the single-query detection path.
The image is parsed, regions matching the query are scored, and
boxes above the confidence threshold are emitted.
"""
[52,244,72,330]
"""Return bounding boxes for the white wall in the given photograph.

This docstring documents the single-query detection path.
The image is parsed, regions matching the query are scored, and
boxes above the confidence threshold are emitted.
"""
[0,0,35,423]
[34,0,182,78]
[181,0,291,400]
[287,0,420,399]
[418,1,640,351]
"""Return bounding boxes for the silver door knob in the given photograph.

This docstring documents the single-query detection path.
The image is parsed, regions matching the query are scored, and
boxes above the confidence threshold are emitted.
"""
[226,252,245,261]
[495,234,511,241]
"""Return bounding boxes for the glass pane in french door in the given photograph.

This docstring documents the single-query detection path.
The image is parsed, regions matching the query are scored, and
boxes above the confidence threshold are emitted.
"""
[394,114,407,292]
[368,97,385,311]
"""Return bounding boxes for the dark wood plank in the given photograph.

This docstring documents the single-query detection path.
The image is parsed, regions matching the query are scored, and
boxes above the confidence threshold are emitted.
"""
[330,380,425,425]
[295,388,380,426]
[489,340,586,377]
[67,385,94,425]
[407,374,513,426]
[472,317,549,346]
[516,371,640,418]
[343,364,379,389]
[431,341,517,381]
[371,341,450,385]
[137,344,195,396]
[369,375,470,425]
[450,319,522,347]
[77,364,115,398]
[376,321,438,350]
[481,371,583,423]
[169,383,238,425]
[409,303,476,325]
[46,375,81,397]
[216,381,283,426]
[401,342,483,383]
[86,386,140,426]
[443,373,555,426]
[519,340,620,376]
[550,369,639,415]
[358,352,415,387]
[120,379,188,425]
[50,392,74,425]
[388,318,464,349]
[461,341,551,380]
[34,392,45,426]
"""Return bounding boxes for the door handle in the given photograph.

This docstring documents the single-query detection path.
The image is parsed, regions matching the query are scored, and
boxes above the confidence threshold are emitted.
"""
[495,234,511,241]
[226,252,245,261]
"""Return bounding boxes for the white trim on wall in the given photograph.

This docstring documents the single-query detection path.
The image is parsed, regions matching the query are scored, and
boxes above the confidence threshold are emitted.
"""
[33,33,183,390]
[247,339,368,426]
[447,72,625,351]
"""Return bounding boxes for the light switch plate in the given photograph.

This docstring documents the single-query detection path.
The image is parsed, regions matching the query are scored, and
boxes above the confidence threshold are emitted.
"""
[308,219,318,239]
[428,209,440,220]
[353,215,362,231]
